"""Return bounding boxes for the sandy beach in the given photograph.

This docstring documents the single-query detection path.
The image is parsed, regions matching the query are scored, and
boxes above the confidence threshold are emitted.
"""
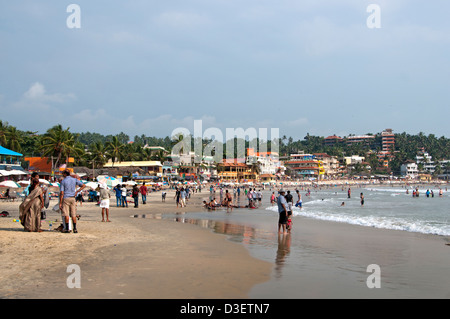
[1,184,449,299]
[0,190,272,299]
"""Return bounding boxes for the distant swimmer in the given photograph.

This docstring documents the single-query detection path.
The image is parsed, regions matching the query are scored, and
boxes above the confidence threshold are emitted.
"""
[341,202,345,206]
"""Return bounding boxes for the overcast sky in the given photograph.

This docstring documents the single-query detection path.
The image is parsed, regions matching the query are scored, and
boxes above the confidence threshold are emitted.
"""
[1,1,449,141]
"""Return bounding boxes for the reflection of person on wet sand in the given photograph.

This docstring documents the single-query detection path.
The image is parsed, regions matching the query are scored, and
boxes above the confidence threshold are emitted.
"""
[275,233,291,278]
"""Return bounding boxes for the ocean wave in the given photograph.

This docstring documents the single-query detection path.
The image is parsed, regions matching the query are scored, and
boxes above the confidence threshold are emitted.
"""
[265,206,449,236]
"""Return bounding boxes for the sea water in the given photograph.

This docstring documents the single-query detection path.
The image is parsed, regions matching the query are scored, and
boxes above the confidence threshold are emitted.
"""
[267,186,450,236]
[163,186,449,298]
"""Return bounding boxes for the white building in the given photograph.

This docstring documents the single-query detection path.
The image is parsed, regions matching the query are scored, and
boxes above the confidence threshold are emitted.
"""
[344,155,365,165]
[416,150,435,173]
[246,149,281,175]
[400,161,419,178]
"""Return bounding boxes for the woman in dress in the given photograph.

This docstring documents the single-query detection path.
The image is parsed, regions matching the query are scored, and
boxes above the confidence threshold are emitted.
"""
[19,172,44,232]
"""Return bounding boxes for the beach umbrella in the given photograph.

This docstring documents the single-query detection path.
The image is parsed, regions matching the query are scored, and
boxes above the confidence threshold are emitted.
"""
[18,180,30,186]
[97,176,119,187]
[39,179,50,185]
[85,182,99,189]
[0,180,22,188]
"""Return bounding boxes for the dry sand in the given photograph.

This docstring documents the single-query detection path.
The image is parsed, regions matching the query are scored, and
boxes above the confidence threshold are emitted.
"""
[0,190,272,299]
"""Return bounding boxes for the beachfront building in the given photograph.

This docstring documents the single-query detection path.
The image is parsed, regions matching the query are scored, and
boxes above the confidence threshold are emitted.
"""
[103,160,163,177]
[416,148,435,174]
[246,148,281,176]
[0,145,27,182]
[197,155,217,181]
[400,161,419,179]
[344,155,365,165]
[284,153,324,180]
[313,153,340,178]
[216,159,253,182]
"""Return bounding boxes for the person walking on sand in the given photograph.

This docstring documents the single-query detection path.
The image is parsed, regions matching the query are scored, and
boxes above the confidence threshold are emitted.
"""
[277,189,288,234]
[225,189,233,212]
[132,185,139,208]
[59,170,85,233]
[121,185,128,207]
[98,184,111,222]
[175,187,181,208]
[140,183,148,204]
[113,184,122,207]
[180,187,187,207]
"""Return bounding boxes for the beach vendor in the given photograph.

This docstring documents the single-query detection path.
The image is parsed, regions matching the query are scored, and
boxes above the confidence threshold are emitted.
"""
[19,172,44,232]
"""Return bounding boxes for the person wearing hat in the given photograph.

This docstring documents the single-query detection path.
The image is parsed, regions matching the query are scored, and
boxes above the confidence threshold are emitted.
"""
[277,189,288,234]
[59,170,85,233]
[98,184,111,222]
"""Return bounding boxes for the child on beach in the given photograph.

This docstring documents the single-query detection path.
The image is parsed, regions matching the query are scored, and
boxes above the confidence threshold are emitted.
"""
[286,215,293,233]
[270,192,275,206]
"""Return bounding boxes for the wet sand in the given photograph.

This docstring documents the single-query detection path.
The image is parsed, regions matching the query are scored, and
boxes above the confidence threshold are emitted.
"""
[0,190,272,299]
[1,187,449,299]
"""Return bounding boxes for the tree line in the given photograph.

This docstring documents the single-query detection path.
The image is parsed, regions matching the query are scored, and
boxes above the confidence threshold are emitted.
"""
[1,120,449,175]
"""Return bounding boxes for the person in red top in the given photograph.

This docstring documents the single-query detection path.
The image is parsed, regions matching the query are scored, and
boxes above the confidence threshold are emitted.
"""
[140,182,148,204]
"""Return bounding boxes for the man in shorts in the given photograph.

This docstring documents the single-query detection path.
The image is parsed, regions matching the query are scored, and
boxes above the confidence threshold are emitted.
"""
[59,170,85,233]
[277,189,288,234]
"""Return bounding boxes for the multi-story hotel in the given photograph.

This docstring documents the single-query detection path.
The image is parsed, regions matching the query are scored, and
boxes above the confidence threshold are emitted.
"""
[324,135,343,147]
[346,135,376,147]
[284,153,324,179]
[381,129,395,154]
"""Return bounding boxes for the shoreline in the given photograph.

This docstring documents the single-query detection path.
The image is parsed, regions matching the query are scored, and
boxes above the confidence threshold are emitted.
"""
[1,188,449,299]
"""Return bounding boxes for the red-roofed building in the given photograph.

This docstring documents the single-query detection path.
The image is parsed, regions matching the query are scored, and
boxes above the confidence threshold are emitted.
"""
[324,135,343,147]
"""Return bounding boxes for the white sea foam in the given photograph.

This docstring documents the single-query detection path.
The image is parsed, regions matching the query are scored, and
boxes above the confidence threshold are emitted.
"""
[265,205,450,236]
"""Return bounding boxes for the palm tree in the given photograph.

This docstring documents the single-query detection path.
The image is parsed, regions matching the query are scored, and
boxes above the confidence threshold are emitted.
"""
[0,120,9,146]
[105,136,125,166]
[88,141,108,169]
[39,125,76,171]
[6,126,23,152]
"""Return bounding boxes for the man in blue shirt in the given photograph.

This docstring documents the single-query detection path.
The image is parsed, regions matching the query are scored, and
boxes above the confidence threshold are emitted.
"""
[113,185,122,207]
[59,170,85,233]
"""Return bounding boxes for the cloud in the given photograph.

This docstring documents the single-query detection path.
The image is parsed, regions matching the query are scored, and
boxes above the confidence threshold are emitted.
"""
[21,82,75,105]
[2,82,75,131]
